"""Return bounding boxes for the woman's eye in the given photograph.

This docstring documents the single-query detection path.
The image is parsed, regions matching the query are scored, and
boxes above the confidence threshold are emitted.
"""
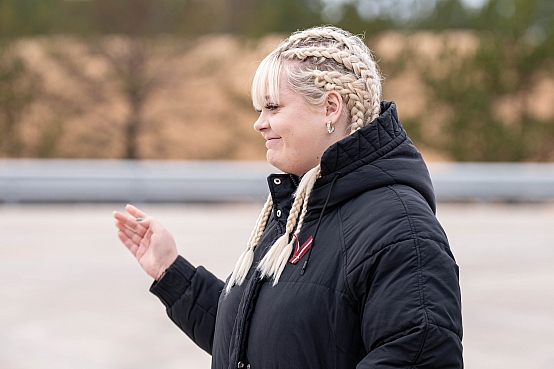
[266,104,279,111]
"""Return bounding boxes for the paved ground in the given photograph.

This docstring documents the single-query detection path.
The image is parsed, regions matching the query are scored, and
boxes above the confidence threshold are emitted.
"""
[1,202,553,368]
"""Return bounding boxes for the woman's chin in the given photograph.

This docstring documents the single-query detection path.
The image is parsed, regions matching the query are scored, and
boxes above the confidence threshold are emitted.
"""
[266,152,282,171]
[266,150,315,176]
[266,152,289,173]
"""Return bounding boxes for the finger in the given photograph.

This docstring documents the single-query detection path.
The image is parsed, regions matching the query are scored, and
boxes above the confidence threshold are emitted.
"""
[135,228,153,260]
[117,229,140,257]
[115,220,146,245]
[114,219,127,232]
[141,227,153,249]
[139,229,153,253]
[126,204,149,219]
[114,211,140,230]
[115,219,138,234]
[123,225,145,245]
[113,210,130,223]
[114,210,140,227]
[114,211,149,237]
[116,224,140,246]
[130,218,149,237]
[114,219,140,238]
[129,229,145,245]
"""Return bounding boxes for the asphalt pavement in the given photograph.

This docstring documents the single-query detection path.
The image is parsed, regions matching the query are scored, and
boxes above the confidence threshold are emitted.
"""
[1,202,553,369]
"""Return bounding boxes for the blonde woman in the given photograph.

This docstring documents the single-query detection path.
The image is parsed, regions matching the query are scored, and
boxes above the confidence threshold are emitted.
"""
[114,26,463,368]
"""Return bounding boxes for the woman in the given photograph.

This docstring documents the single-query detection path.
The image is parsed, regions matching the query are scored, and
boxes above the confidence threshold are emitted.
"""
[114,26,463,368]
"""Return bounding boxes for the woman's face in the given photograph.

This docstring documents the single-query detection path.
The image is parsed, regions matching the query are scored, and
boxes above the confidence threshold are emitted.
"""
[253,79,347,176]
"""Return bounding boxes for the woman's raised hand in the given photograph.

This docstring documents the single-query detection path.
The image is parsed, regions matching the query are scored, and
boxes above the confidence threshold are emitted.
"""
[113,204,178,280]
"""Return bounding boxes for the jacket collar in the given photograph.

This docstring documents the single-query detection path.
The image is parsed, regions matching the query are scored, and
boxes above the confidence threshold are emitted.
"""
[319,101,405,182]
[305,101,436,221]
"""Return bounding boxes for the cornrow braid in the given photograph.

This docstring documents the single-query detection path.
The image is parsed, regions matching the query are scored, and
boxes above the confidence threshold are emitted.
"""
[282,44,381,131]
[283,47,373,81]
[227,26,383,292]
[312,70,370,132]
[287,27,356,51]
[283,47,353,67]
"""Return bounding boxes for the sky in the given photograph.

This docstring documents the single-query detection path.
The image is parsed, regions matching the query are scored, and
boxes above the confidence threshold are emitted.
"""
[320,0,489,23]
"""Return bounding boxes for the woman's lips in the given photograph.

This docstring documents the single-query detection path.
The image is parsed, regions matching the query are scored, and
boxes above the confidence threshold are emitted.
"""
[265,137,281,149]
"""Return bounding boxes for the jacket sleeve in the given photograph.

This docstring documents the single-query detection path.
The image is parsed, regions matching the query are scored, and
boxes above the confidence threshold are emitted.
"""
[149,255,225,354]
[349,235,463,369]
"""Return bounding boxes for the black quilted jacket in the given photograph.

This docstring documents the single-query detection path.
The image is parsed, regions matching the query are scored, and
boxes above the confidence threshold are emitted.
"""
[150,101,463,369]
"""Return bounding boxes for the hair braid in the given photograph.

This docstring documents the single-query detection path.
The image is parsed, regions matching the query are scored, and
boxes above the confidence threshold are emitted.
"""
[226,194,273,293]
[290,166,321,240]
[278,29,382,133]
[287,28,357,50]
[257,166,320,285]
[311,70,370,132]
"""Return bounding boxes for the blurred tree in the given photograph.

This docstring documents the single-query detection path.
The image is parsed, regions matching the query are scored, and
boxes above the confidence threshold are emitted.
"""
[238,0,323,36]
[400,0,554,161]
[414,0,473,29]
[49,37,174,159]
[49,0,192,159]
[1,0,554,161]
[333,3,395,36]
[0,42,38,156]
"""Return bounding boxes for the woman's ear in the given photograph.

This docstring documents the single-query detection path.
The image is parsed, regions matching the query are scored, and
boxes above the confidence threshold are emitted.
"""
[325,90,343,122]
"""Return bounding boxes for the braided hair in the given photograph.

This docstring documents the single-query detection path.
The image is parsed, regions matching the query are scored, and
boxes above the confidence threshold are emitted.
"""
[225,26,382,293]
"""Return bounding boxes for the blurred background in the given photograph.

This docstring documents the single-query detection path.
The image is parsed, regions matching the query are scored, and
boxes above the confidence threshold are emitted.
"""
[1,0,554,368]
[0,0,553,161]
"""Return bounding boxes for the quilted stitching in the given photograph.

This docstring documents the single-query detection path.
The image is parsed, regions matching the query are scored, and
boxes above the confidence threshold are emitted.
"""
[320,101,402,175]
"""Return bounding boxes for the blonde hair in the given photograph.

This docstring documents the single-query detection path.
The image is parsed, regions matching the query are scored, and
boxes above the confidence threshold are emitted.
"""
[226,26,382,293]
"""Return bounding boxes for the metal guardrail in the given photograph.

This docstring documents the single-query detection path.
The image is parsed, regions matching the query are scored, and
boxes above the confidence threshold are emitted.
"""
[1,159,554,203]
[0,159,274,203]
[428,162,554,202]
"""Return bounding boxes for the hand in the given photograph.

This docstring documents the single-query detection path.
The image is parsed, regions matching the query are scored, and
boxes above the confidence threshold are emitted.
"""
[113,204,178,280]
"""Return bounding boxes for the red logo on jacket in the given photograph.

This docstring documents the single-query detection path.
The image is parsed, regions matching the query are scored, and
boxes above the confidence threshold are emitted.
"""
[289,235,313,264]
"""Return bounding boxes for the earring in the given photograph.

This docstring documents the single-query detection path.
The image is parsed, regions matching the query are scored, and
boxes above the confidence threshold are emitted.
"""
[326,120,335,134]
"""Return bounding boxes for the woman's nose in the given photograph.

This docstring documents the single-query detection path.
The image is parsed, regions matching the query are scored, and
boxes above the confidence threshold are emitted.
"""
[253,112,268,132]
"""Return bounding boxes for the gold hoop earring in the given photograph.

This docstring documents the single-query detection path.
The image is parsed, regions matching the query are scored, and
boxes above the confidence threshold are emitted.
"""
[326,120,335,134]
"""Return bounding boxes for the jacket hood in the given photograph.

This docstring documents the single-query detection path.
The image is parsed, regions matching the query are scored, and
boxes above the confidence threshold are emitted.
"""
[305,101,436,222]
